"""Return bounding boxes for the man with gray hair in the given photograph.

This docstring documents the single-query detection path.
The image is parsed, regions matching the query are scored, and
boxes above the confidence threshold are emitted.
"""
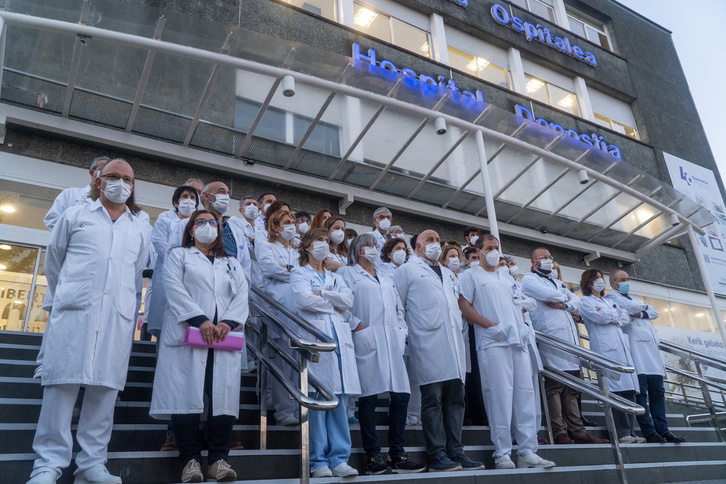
[605,270,686,444]
[367,207,393,250]
[43,156,110,231]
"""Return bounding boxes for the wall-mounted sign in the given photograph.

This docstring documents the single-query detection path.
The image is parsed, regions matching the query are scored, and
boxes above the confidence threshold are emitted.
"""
[446,0,468,6]
[352,43,485,102]
[490,3,597,67]
[515,104,621,159]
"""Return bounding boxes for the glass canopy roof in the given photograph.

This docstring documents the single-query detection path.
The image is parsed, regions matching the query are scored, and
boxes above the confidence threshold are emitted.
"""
[0,0,715,259]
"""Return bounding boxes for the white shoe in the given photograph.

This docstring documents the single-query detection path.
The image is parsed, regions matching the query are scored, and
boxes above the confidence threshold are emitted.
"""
[73,464,122,484]
[33,366,42,379]
[311,466,333,478]
[618,435,637,444]
[405,416,421,426]
[517,453,556,469]
[494,454,515,469]
[634,436,646,443]
[331,463,359,477]
[278,415,299,426]
[180,459,203,483]
[27,467,59,484]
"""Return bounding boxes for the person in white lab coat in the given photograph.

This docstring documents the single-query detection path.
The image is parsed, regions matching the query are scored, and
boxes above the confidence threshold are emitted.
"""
[606,270,686,443]
[394,230,483,472]
[290,228,360,478]
[338,234,425,475]
[323,216,348,272]
[378,238,408,280]
[27,159,149,484]
[150,210,249,483]
[254,192,277,235]
[458,235,555,470]
[367,206,393,250]
[522,249,608,445]
[256,209,300,426]
[579,269,642,444]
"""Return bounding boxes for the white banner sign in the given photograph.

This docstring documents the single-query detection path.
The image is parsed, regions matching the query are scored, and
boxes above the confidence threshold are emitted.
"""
[665,153,726,295]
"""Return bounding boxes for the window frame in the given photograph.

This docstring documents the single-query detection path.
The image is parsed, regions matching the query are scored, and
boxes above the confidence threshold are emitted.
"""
[352,1,432,59]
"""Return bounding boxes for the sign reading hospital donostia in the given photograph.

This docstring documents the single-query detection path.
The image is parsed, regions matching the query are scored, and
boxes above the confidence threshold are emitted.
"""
[490,3,598,67]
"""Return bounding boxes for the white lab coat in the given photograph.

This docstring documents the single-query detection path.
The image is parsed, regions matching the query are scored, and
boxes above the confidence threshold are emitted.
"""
[604,291,665,377]
[580,295,638,392]
[338,265,409,397]
[150,247,249,418]
[290,266,361,396]
[41,200,149,390]
[255,240,299,306]
[367,229,389,250]
[44,185,91,231]
[394,255,466,387]
[227,216,260,286]
[522,272,582,371]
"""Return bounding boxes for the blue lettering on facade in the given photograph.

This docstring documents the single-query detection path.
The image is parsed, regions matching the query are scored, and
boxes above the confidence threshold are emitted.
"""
[515,105,621,159]
[490,3,598,67]
[446,0,468,6]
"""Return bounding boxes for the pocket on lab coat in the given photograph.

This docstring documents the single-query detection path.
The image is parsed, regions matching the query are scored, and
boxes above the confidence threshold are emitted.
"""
[54,278,92,311]
[353,327,376,357]
[118,284,137,321]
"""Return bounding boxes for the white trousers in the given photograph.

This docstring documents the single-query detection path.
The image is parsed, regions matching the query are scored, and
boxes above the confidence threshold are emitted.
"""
[32,384,118,475]
[478,345,538,458]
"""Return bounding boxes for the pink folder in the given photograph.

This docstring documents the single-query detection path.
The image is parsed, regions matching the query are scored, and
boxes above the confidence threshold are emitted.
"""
[184,326,244,351]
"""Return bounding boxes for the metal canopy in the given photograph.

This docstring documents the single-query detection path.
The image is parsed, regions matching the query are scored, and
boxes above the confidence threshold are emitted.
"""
[0,3,715,263]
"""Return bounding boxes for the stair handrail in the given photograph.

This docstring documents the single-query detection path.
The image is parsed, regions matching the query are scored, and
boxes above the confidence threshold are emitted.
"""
[659,339,726,373]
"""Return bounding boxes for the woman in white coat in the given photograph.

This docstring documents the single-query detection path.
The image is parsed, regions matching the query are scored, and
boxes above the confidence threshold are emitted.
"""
[150,210,249,483]
[290,228,361,478]
[323,216,348,272]
[578,269,641,444]
[338,234,425,475]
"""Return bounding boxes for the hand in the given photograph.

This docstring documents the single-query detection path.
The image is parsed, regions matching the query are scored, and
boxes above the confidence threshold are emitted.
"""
[215,322,232,342]
[353,324,364,332]
[199,320,215,345]
[545,301,566,310]
[313,290,322,296]
[333,306,345,314]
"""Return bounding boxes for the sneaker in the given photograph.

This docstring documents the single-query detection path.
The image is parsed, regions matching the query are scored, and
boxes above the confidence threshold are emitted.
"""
[429,454,462,472]
[618,435,638,444]
[406,416,422,426]
[160,434,177,451]
[494,454,515,470]
[347,416,360,425]
[389,454,425,474]
[365,454,392,475]
[73,465,122,484]
[574,433,610,444]
[311,466,333,478]
[208,459,237,482]
[180,460,203,483]
[645,433,667,444]
[27,467,59,484]
[277,415,299,426]
[450,453,486,470]
[33,365,42,379]
[331,463,359,477]
[516,453,556,469]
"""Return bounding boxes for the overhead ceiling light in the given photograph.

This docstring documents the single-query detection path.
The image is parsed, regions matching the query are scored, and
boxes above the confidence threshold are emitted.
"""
[354,7,378,28]
[695,312,705,317]
[0,244,11,251]
[420,42,430,53]
[557,96,574,109]
[0,264,6,270]
[465,57,490,72]
[525,78,545,93]
[14,300,23,304]
[0,204,15,213]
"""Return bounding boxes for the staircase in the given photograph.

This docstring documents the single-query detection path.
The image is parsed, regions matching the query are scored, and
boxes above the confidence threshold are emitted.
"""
[1,330,725,484]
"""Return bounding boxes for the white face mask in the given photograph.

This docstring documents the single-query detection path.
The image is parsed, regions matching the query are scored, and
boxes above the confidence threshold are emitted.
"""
[330,229,345,245]
[363,246,379,264]
[469,235,479,247]
[539,258,554,272]
[243,204,258,220]
[593,278,606,293]
[484,249,500,267]
[347,237,355,244]
[262,202,272,214]
[298,222,310,234]
[177,198,196,217]
[210,193,230,215]
[280,224,296,240]
[392,249,406,265]
[509,265,520,277]
[469,260,480,268]
[497,266,509,276]
[424,242,441,261]
[311,240,330,261]
[378,218,391,231]
[550,269,558,280]
[396,232,405,239]
[194,223,217,244]
[448,257,460,271]
[103,179,132,204]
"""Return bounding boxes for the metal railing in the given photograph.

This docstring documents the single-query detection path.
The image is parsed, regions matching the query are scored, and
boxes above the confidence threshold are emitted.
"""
[535,330,643,484]
[244,286,339,484]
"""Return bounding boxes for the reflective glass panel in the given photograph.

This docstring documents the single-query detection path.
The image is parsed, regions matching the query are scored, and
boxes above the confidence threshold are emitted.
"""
[0,244,38,332]
[353,3,392,43]
[288,0,336,20]
[392,19,431,59]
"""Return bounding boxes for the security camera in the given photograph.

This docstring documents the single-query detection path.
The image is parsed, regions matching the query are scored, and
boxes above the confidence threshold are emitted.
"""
[577,169,589,185]
[670,213,680,226]
[434,117,447,135]
[282,75,295,97]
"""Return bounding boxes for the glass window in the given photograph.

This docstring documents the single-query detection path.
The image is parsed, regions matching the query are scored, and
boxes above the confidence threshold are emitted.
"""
[287,0,336,20]
[0,179,58,231]
[0,244,39,332]
[594,113,639,140]
[353,2,431,58]
[524,74,579,116]
[27,250,47,333]
[567,12,611,51]
[447,46,510,88]
[510,0,556,23]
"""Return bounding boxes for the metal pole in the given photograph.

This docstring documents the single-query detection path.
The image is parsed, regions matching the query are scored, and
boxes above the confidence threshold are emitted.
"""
[299,354,310,484]
[474,130,499,241]
[0,16,6,101]
[687,225,726,348]
[258,322,269,450]
[598,370,629,484]
[695,361,724,442]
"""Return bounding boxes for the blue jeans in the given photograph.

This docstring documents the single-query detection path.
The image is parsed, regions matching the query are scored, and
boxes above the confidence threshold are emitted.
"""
[420,379,465,459]
[358,392,409,459]
[636,374,669,436]
[613,390,637,438]
[309,394,351,471]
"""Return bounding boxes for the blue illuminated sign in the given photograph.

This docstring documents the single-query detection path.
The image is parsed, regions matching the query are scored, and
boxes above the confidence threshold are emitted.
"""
[490,3,597,67]
[446,0,468,6]
[352,43,485,102]
[515,104,621,159]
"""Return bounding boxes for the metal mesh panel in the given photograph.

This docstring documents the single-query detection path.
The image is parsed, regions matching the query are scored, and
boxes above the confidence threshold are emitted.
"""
[448,191,487,214]
[291,151,341,179]
[190,122,245,155]
[131,107,191,143]
[244,137,294,168]
[331,160,382,189]
[69,89,131,129]
[410,183,457,206]
[1,70,65,113]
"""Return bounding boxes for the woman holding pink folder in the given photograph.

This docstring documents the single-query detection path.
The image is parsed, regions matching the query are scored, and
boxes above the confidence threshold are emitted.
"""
[150,210,249,483]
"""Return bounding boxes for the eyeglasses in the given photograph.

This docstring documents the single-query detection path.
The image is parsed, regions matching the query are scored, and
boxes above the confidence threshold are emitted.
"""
[100,173,135,185]
[193,219,218,227]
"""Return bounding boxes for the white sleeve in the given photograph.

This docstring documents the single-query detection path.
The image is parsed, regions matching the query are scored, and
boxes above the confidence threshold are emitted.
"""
[521,274,567,303]
[43,189,74,232]
[290,268,334,314]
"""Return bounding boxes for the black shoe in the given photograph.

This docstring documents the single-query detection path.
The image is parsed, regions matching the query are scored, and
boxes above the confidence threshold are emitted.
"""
[365,454,392,475]
[581,417,598,427]
[645,433,667,443]
[450,453,486,470]
[389,454,425,474]
[661,432,686,443]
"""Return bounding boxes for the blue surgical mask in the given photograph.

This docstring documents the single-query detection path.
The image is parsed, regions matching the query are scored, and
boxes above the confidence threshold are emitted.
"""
[619,281,631,294]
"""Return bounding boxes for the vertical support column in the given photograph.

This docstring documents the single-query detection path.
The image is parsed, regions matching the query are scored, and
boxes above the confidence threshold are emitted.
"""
[299,354,310,484]
[552,0,569,29]
[0,16,6,103]
[337,0,354,27]
[687,225,726,348]
[429,13,448,64]
[507,47,525,94]
[475,130,499,240]
[574,76,593,120]
[598,370,629,484]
